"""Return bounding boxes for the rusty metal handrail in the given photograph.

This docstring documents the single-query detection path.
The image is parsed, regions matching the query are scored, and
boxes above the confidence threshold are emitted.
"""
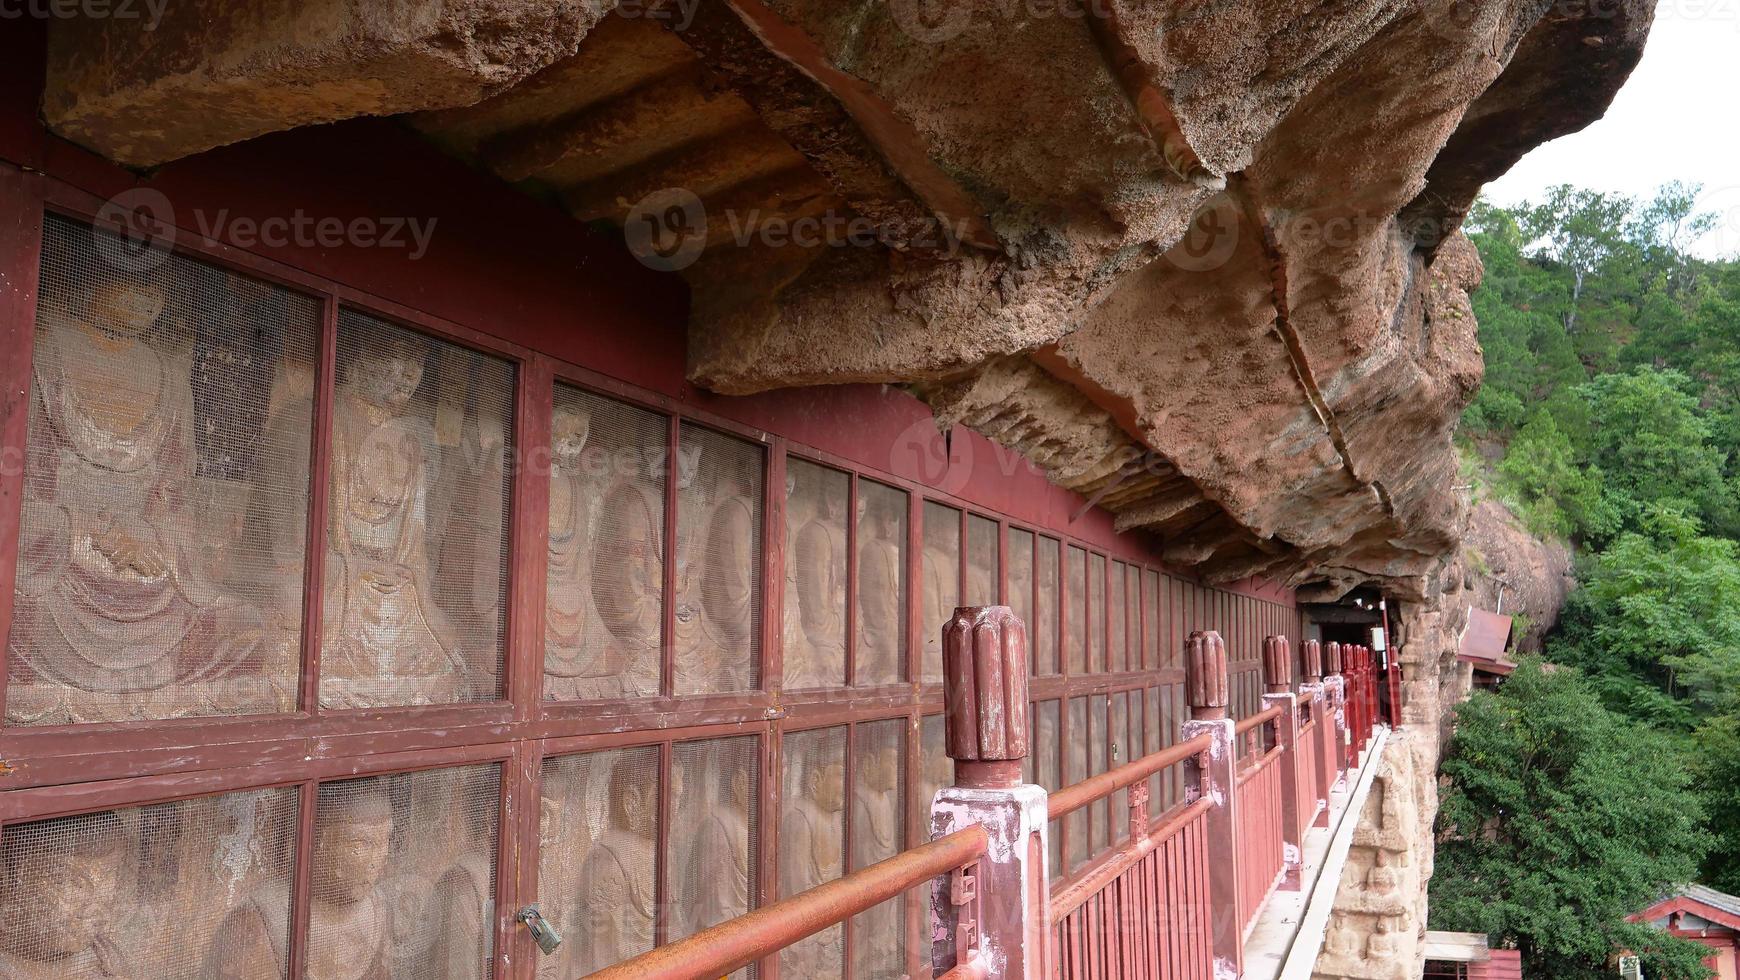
[1233,703,1283,736]
[585,825,989,980]
[1049,796,1214,919]
[1048,732,1213,820]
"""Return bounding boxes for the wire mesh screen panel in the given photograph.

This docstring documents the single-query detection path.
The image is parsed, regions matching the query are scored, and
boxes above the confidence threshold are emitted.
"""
[321,309,513,709]
[1144,570,1161,672]
[540,746,659,975]
[1088,554,1106,674]
[1031,699,1063,880]
[9,215,319,726]
[784,460,848,690]
[1126,564,1142,670]
[1065,696,1088,871]
[1035,536,1060,675]
[781,726,846,979]
[0,788,296,977]
[920,502,960,684]
[855,480,907,686]
[1089,694,1109,854]
[1006,528,1034,667]
[671,737,760,977]
[964,514,999,607]
[918,714,950,815]
[1110,691,1129,841]
[850,720,906,980]
[675,425,763,695]
[298,764,500,979]
[1108,561,1127,672]
[1065,546,1086,675]
[546,382,667,701]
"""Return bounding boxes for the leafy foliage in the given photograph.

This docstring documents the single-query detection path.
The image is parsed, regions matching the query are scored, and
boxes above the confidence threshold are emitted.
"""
[1430,662,1713,980]
[1443,181,1740,965]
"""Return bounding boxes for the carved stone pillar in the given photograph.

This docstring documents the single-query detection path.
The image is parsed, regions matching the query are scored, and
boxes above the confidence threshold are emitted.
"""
[1325,642,1349,785]
[1298,640,1332,828]
[1263,634,1293,695]
[1264,686,1303,888]
[1180,629,1241,975]
[930,606,1049,980]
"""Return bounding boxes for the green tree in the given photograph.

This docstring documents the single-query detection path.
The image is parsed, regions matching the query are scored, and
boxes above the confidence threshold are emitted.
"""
[1576,369,1735,541]
[1430,661,1713,980]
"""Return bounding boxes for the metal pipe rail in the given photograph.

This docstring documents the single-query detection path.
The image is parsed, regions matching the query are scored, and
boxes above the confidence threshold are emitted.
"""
[1234,703,1283,736]
[585,825,990,980]
[1048,732,1214,820]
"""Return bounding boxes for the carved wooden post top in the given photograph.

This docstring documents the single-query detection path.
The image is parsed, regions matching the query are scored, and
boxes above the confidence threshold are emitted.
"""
[1262,634,1292,694]
[1302,639,1323,683]
[1325,641,1343,676]
[1186,629,1230,721]
[943,605,1030,788]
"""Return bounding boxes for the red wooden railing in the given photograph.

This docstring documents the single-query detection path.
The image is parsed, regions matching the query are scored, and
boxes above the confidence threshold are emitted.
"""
[584,617,1370,980]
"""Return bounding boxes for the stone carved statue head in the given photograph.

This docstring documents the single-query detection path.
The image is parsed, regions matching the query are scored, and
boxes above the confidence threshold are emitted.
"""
[84,273,167,338]
[346,332,428,414]
[311,788,394,905]
[0,811,126,961]
[860,741,900,795]
[552,405,591,467]
[805,757,846,815]
[608,758,657,840]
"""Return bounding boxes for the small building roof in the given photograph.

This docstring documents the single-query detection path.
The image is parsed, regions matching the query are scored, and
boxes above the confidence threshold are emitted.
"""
[1631,883,1740,932]
[1459,607,1517,675]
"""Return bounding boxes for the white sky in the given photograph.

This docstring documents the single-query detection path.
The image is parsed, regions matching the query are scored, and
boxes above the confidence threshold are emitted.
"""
[1482,3,1740,258]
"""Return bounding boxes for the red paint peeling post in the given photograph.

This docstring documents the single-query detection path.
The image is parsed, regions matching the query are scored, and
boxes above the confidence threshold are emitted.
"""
[1261,636,1303,889]
[931,605,1050,979]
[1325,641,1349,786]
[1299,640,1333,829]
[1179,630,1241,978]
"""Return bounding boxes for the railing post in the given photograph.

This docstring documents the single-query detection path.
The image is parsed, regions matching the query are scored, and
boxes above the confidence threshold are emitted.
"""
[1180,629,1241,978]
[1299,640,1332,829]
[1261,636,1302,889]
[930,606,1050,980]
[1325,641,1349,786]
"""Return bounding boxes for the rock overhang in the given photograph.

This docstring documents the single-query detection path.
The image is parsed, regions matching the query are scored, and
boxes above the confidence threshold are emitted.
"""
[35,0,1658,600]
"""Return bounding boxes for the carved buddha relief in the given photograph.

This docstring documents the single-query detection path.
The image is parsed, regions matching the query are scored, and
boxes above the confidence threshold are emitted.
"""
[310,320,474,708]
[781,735,846,979]
[674,431,761,695]
[684,759,755,937]
[783,461,846,690]
[590,443,665,699]
[213,788,398,980]
[8,261,302,725]
[575,755,659,972]
[534,756,596,980]
[0,812,135,978]
[854,483,905,686]
[383,769,498,978]
[850,727,904,980]
[542,403,614,699]
[920,503,961,683]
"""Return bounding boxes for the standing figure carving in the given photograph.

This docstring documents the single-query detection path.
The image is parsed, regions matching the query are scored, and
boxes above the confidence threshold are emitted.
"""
[534,762,595,980]
[855,491,904,685]
[9,273,280,724]
[784,466,845,689]
[675,445,758,694]
[0,812,136,978]
[919,528,958,680]
[543,405,614,699]
[590,446,663,698]
[210,789,397,979]
[781,755,845,978]
[850,740,903,979]
[687,765,754,937]
[574,758,659,972]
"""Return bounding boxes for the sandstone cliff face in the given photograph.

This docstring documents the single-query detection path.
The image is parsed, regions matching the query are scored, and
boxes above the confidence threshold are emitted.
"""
[38,0,1657,608]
